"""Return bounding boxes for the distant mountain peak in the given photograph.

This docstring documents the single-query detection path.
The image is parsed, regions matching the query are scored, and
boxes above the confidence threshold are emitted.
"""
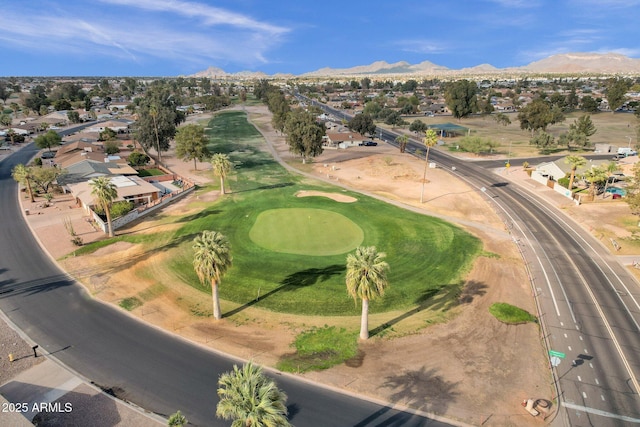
[189,52,640,78]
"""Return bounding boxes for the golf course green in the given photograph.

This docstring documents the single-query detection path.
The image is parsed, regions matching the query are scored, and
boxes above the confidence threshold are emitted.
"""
[249,208,364,256]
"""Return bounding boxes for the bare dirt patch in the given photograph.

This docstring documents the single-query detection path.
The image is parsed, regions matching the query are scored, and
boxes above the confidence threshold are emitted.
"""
[295,190,357,203]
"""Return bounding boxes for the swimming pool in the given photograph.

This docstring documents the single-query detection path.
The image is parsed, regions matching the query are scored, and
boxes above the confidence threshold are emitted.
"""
[605,187,626,196]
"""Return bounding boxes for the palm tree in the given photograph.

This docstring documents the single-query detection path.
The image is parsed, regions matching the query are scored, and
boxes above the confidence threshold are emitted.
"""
[602,161,620,198]
[420,129,438,203]
[216,361,290,427]
[583,166,608,200]
[149,104,162,164]
[192,230,232,320]
[211,153,232,196]
[12,164,35,203]
[565,155,587,192]
[395,134,409,153]
[346,246,390,340]
[90,177,118,237]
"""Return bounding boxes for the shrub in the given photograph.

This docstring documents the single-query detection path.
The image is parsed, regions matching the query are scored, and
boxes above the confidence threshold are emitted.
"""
[111,200,134,218]
[104,140,121,155]
[119,297,142,311]
[489,302,537,324]
[557,177,570,189]
[128,151,150,166]
[277,326,358,372]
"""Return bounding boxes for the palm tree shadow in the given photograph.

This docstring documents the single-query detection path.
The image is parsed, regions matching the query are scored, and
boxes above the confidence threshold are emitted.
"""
[175,209,222,223]
[232,182,295,194]
[380,366,459,414]
[224,265,344,318]
[370,280,487,337]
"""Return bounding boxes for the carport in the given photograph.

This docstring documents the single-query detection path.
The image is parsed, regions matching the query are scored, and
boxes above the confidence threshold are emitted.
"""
[427,123,469,138]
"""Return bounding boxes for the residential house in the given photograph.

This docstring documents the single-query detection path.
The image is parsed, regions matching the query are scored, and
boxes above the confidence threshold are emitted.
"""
[68,175,161,211]
[323,131,368,149]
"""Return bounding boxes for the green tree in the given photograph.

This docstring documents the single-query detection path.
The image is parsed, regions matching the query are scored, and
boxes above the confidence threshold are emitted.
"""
[530,131,555,154]
[348,113,376,136]
[625,162,640,214]
[266,90,290,132]
[606,78,629,112]
[31,167,66,194]
[192,230,232,320]
[104,140,121,155]
[395,134,409,153]
[0,114,11,127]
[90,177,118,237]
[135,96,178,165]
[346,246,390,340]
[216,361,290,427]
[127,151,150,166]
[564,155,587,191]
[493,112,511,127]
[0,81,9,104]
[11,164,35,202]
[518,98,564,134]
[284,108,325,164]
[457,136,499,155]
[67,110,81,123]
[99,127,117,141]
[175,124,211,170]
[420,129,438,203]
[34,130,62,152]
[569,114,597,148]
[444,79,478,120]
[602,161,620,198]
[211,153,232,196]
[409,119,427,135]
[583,166,608,199]
[580,95,599,113]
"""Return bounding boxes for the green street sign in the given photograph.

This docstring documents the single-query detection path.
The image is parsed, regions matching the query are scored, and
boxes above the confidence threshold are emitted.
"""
[549,350,566,359]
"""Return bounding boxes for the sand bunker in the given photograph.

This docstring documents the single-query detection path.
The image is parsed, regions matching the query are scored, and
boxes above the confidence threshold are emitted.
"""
[295,190,357,203]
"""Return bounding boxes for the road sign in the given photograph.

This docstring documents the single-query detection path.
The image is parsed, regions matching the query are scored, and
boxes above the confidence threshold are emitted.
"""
[549,350,566,359]
[550,356,561,367]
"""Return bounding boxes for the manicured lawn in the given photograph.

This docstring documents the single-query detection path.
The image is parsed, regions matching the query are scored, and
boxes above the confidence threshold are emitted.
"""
[137,168,165,177]
[249,208,364,256]
[160,110,482,316]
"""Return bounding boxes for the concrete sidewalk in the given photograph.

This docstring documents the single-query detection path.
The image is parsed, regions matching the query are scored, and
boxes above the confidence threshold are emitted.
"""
[0,358,164,426]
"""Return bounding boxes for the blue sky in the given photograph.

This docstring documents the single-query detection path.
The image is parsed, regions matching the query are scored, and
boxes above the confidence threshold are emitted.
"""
[2,0,639,77]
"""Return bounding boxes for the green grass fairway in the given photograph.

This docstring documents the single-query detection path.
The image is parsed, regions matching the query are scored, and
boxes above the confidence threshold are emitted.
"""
[249,208,364,256]
[87,110,483,317]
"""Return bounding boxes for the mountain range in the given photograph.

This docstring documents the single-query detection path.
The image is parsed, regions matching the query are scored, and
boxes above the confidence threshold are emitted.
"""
[190,53,640,79]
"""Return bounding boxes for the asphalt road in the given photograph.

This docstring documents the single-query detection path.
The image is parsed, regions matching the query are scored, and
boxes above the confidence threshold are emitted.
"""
[0,146,454,425]
[305,97,640,426]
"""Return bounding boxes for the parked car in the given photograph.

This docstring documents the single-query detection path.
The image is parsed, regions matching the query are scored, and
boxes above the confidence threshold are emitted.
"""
[360,141,378,146]
[41,151,55,159]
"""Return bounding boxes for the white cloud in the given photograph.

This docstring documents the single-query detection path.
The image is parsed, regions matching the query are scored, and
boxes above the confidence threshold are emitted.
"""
[395,39,449,55]
[0,2,290,68]
[98,0,288,35]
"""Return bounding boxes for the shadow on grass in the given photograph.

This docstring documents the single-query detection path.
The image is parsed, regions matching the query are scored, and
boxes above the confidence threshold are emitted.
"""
[224,265,344,318]
[66,232,202,282]
[232,182,295,194]
[175,209,222,223]
[370,280,487,337]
